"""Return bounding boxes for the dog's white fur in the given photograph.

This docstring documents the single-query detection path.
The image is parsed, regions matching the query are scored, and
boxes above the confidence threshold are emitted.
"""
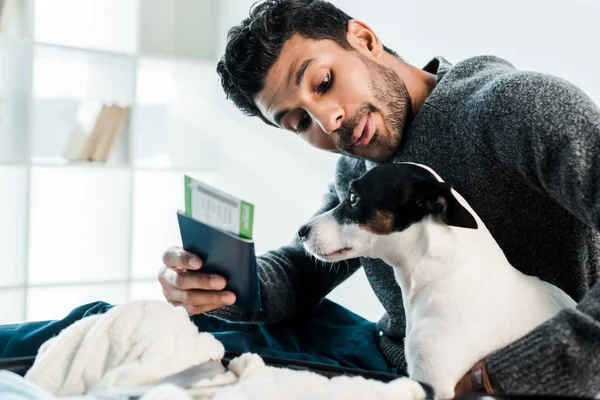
[302,162,576,399]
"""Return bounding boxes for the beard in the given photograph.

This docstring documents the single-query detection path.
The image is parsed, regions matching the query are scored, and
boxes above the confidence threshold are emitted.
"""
[336,53,412,162]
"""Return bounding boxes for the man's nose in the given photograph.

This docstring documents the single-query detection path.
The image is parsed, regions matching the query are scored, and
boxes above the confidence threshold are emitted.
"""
[314,106,344,134]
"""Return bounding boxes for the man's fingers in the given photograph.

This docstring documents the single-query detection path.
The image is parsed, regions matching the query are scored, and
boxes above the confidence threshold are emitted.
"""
[158,245,237,317]
[167,287,236,308]
[161,246,202,270]
[162,268,226,290]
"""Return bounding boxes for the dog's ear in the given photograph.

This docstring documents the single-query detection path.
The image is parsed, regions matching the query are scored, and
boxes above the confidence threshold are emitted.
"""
[413,181,478,229]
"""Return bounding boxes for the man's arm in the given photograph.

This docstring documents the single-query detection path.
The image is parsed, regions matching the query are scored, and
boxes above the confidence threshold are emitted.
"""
[208,182,362,324]
[481,70,600,229]
[459,71,600,396]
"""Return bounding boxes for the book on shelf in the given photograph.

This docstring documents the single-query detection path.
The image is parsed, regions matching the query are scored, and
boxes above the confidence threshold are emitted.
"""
[64,102,130,163]
[177,175,261,312]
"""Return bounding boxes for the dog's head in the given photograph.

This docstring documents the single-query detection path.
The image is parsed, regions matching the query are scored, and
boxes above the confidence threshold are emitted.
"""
[299,163,478,262]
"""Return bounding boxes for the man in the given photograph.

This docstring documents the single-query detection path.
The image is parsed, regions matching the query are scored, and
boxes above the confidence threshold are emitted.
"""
[1,0,598,397]
[159,0,600,396]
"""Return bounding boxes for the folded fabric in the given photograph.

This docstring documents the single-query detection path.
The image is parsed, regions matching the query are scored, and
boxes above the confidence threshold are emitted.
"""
[24,300,224,396]
[23,299,427,400]
[134,352,426,400]
[205,353,426,400]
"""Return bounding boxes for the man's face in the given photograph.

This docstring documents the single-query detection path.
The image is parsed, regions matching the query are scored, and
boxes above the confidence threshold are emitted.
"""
[255,33,412,162]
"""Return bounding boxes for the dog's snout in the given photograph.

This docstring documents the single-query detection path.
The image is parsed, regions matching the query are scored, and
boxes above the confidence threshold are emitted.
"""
[298,224,311,239]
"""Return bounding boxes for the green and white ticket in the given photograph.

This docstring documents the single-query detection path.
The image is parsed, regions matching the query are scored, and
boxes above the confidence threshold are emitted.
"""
[184,175,254,240]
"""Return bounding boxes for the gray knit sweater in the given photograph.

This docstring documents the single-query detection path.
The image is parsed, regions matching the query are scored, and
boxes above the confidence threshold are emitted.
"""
[212,56,600,396]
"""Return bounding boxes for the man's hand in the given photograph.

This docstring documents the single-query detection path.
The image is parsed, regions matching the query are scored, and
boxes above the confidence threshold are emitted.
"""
[158,246,237,315]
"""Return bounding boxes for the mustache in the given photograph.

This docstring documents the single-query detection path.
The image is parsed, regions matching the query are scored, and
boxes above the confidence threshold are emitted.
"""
[335,103,377,150]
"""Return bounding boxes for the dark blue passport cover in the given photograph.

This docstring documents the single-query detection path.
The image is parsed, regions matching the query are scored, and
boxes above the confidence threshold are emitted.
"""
[177,211,262,312]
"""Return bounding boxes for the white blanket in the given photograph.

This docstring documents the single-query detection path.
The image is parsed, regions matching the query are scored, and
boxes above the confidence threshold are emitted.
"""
[23,300,426,400]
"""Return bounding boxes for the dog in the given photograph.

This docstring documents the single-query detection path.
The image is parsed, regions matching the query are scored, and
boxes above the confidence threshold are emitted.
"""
[298,162,576,399]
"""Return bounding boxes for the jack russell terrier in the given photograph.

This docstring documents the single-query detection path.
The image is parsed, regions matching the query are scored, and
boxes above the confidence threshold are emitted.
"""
[298,162,576,399]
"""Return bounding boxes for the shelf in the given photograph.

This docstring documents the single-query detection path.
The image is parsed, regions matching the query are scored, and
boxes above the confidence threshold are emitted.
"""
[33,0,139,56]
[0,32,33,47]
[0,0,232,324]
[0,159,219,174]
[0,166,28,288]
[28,157,132,169]
[0,32,226,65]
[34,40,137,61]
[30,45,136,163]
[0,160,28,167]
[1,277,156,291]
[27,167,133,285]
[29,0,222,61]
[0,34,32,163]
[0,33,137,60]
[0,32,224,64]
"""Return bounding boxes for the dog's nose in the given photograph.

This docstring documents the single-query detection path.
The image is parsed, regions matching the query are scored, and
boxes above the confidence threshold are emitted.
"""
[298,224,311,239]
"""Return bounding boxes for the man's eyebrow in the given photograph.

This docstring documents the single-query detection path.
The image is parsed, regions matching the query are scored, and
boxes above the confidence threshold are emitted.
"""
[295,58,315,86]
[273,58,316,127]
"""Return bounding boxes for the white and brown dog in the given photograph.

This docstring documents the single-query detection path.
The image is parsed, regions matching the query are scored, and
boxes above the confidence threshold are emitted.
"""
[298,162,576,399]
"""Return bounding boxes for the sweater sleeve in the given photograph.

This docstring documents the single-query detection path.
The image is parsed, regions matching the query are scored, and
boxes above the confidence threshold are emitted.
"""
[479,70,600,396]
[208,182,362,324]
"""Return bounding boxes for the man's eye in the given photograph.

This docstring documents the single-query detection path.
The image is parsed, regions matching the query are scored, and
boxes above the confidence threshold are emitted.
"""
[317,73,331,93]
[296,113,310,133]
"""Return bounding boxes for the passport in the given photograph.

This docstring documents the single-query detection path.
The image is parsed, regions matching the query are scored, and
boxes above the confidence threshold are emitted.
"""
[176,176,261,312]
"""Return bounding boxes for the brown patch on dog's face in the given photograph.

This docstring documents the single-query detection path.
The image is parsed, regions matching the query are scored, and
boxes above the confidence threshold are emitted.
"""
[360,210,395,235]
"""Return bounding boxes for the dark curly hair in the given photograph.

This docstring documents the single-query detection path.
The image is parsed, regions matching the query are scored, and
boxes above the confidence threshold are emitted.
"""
[216,0,397,126]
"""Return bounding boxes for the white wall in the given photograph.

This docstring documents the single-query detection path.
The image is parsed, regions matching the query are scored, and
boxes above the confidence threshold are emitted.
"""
[331,0,600,104]
[210,0,600,322]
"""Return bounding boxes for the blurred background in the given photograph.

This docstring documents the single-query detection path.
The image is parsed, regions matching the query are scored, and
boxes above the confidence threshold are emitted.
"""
[0,0,598,325]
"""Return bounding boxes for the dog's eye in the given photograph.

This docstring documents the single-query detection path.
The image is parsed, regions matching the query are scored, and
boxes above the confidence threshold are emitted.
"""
[349,192,359,206]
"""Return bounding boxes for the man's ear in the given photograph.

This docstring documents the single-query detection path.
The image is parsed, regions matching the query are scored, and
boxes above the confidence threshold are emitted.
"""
[346,19,383,58]
[414,181,478,230]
